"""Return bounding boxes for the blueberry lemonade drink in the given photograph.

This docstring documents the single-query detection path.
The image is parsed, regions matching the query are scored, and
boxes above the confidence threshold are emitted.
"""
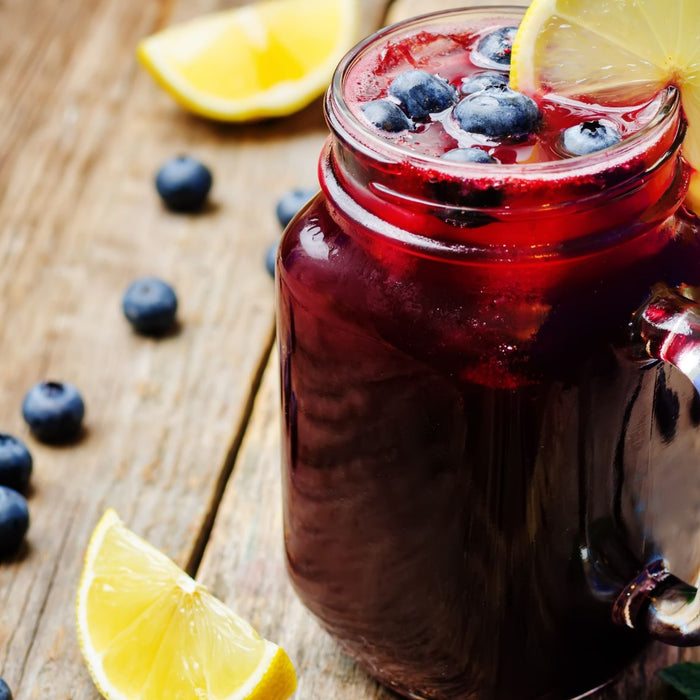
[277,3,700,698]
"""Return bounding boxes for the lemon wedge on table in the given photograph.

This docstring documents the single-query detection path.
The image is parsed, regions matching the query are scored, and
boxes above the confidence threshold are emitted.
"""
[509,0,700,210]
[137,0,359,121]
[76,509,296,700]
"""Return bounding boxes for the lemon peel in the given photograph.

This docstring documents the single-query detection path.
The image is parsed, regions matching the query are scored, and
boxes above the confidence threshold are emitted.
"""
[76,509,296,700]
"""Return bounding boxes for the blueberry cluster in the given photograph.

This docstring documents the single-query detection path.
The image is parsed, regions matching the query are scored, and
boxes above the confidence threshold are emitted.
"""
[0,143,300,700]
[360,28,540,154]
[360,27,626,161]
[362,69,458,132]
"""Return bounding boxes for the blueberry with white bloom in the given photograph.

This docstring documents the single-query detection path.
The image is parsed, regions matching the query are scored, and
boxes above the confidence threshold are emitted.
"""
[460,71,509,96]
[388,69,458,120]
[441,148,497,164]
[362,99,414,132]
[454,85,540,139]
[475,26,518,66]
[122,277,178,335]
[22,381,85,443]
[561,120,622,155]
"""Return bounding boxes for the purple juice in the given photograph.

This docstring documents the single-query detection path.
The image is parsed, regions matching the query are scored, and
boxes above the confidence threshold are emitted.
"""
[277,8,700,699]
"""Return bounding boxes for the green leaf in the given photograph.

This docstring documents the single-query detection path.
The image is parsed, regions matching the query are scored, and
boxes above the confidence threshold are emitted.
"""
[660,663,700,699]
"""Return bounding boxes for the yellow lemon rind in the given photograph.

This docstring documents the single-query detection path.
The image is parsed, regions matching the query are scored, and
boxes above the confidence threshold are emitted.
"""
[76,509,297,700]
[509,0,700,215]
[137,0,359,122]
[242,644,297,700]
[76,509,126,700]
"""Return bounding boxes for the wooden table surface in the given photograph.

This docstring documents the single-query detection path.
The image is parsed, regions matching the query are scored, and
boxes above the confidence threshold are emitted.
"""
[0,0,697,698]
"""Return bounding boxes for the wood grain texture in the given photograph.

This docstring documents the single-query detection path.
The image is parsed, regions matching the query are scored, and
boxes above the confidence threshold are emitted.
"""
[0,0,391,698]
[0,0,697,698]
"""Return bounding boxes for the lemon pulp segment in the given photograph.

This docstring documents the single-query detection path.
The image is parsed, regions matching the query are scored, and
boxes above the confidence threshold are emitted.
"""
[510,0,700,210]
[76,510,296,700]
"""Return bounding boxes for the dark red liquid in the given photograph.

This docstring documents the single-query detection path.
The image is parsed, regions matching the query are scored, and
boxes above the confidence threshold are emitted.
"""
[277,12,700,700]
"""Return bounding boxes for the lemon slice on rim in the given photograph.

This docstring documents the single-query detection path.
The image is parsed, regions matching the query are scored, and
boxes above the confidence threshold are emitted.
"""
[137,0,359,121]
[510,0,700,210]
[76,509,296,700]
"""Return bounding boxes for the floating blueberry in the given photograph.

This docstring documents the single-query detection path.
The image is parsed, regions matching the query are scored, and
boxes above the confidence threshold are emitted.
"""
[155,155,213,212]
[561,120,622,155]
[275,188,316,228]
[453,85,540,139]
[0,435,32,493]
[441,148,497,164]
[0,677,11,700]
[122,277,178,335]
[265,241,278,278]
[388,69,457,121]
[22,381,85,443]
[475,26,518,66]
[0,486,29,558]
[460,71,509,95]
[362,99,414,132]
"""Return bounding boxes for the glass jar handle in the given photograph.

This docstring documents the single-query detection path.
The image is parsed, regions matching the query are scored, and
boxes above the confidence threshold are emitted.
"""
[613,283,700,645]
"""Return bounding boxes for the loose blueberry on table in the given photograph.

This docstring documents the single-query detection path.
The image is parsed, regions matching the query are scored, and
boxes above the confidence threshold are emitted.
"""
[562,120,622,155]
[474,26,518,66]
[0,486,29,558]
[122,277,178,335]
[0,434,32,492]
[275,188,317,228]
[22,381,85,443]
[388,69,458,121]
[155,155,213,212]
[0,677,11,700]
[454,85,541,140]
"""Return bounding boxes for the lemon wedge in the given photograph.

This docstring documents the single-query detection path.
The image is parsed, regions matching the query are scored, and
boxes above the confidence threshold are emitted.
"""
[510,0,700,210]
[76,509,296,700]
[137,0,359,121]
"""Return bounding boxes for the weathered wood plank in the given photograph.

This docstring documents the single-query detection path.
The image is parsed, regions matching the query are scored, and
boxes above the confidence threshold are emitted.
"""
[0,0,390,697]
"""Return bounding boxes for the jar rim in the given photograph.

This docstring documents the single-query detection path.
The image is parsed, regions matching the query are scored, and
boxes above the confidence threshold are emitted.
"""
[326,5,683,186]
